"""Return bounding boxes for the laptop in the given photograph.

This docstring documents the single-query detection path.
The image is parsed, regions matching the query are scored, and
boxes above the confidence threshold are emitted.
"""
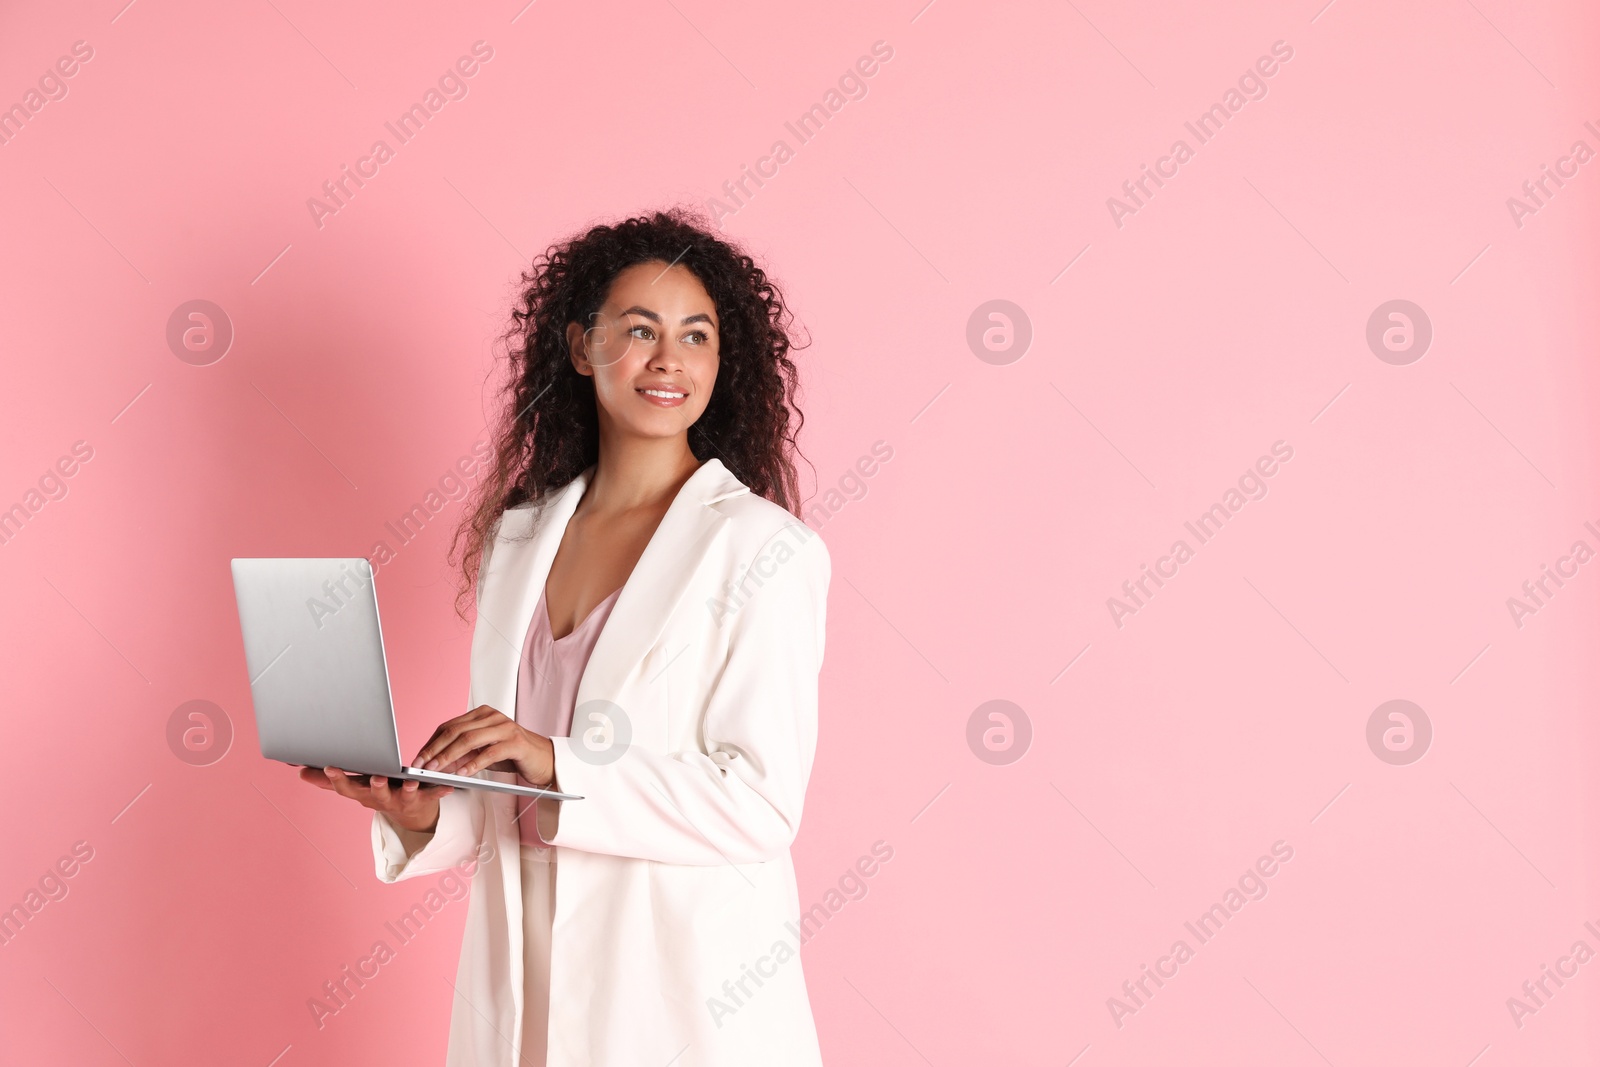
[230,557,582,802]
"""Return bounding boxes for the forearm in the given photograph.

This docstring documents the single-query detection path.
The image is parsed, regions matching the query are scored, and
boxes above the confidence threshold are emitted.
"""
[541,738,807,866]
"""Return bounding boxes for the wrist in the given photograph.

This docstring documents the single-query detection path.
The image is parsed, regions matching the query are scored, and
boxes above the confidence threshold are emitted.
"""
[532,734,558,789]
[394,801,441,834]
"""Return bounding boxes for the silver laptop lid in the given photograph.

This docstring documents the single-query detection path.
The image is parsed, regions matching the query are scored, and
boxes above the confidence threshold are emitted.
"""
[230,557,406,775]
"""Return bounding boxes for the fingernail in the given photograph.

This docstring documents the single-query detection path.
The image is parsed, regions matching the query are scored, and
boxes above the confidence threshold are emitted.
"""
[424,759,438,770]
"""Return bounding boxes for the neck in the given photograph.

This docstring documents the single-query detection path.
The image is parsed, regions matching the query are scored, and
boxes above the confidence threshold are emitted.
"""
[584,434,704,516]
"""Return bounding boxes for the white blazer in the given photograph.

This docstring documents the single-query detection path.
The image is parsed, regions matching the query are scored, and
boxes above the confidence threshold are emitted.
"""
[369,457,830,1067]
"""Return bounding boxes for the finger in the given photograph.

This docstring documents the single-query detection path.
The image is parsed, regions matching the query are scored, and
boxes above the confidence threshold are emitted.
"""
[323,768,370,801]
[455,740,516,778]
[416,719,474,766]
[299,767,335,791]
[428,723,515,772]
[425,725,493,771]
[419,710,499,758]
[417,707,502,765]
[456,728,531,776]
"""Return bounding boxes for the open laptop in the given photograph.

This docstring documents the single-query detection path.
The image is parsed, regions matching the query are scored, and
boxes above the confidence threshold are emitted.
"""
[230,557,582,802]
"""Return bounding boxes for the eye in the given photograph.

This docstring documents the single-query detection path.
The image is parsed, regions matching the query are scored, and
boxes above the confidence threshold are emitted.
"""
[628,324,656,340]
[683,330,709,345]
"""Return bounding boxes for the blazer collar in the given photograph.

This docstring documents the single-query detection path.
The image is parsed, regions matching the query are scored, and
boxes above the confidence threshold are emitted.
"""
[474,457,749,717]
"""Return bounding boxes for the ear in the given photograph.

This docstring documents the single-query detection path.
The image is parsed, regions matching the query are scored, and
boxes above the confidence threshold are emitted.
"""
[566,320,594,377]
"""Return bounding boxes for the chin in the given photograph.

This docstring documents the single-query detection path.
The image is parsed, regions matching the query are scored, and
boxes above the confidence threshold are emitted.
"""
[623,419,695,439]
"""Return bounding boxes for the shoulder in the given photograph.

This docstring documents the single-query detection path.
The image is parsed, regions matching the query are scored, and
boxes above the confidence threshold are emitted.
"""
[711,490,830,585]
[473,497,544,595]
[491,492,559,543]
[496,498,538,526]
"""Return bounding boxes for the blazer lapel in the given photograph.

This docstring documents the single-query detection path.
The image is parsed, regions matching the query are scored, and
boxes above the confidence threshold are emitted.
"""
[575,460,741,709]
[472,458,749,719]
[470,474,587,717]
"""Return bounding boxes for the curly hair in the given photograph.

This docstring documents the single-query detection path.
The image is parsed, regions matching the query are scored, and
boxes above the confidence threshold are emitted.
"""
[447,206,810,619]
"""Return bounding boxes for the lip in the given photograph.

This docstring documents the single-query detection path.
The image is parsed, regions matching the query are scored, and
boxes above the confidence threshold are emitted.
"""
[636,384,688,408]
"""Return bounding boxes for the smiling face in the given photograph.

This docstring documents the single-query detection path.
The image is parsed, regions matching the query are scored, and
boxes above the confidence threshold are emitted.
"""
[566,261,721,444]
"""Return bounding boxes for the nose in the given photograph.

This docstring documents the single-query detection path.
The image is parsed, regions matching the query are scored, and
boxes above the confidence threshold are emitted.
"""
[648,344,688,373]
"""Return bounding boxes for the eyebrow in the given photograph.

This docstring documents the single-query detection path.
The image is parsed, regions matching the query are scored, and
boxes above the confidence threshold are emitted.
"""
[618,305,716,328]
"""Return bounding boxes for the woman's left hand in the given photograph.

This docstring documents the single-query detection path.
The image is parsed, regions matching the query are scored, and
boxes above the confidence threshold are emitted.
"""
[415,704,557,788]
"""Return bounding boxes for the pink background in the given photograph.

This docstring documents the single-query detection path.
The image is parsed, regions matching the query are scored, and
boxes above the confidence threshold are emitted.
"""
[2,0,1598,1063]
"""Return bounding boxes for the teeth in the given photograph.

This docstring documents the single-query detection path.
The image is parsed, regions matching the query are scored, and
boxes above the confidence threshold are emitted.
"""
[641,389,686,398]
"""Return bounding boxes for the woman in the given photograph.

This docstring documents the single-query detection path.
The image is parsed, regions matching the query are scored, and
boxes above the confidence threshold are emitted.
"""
[300,208,831,1066]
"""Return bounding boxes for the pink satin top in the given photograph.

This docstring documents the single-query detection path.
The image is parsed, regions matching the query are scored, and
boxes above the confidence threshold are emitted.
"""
[515,583,622,850]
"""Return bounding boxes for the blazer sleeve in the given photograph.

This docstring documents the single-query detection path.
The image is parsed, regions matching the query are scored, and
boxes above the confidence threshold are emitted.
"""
[540,526,830,866]
[370,787,486,882]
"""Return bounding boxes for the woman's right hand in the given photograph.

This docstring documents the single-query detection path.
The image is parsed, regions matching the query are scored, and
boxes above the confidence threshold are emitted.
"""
[298,766,453,833]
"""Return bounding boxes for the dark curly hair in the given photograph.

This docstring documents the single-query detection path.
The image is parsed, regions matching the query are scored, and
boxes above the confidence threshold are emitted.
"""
[448,206,810,619]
